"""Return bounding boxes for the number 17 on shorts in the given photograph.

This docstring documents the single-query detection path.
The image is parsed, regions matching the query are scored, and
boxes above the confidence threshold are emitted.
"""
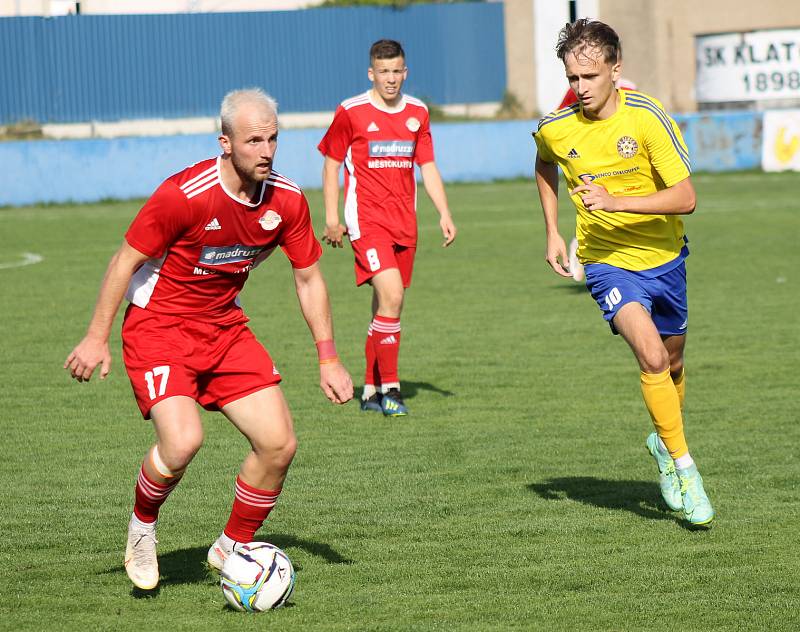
[144,365,171,400]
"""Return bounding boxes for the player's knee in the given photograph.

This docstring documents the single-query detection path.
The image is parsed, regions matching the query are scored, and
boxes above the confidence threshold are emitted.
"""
[159,432,203,471]
[378,290,404,315]
[273,434,297,471]
[639,346,670,374]
[669,356,684,378]
[253,433,296,473]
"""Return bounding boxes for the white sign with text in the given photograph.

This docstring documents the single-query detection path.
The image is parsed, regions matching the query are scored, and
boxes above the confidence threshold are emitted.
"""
[696,29,800,103]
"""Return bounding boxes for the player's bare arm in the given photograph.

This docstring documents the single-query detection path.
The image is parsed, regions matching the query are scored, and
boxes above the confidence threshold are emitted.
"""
[321,156,348,248]
[420,161,456,247]
[572,175,696,214]
[535,154,572,277]
[64,240,151,382]
[292,262,354,404]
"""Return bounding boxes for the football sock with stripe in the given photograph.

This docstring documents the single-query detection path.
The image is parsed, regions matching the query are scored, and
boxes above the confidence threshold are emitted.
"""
[640,369,691,461]
[372,315,401,386]
[223,475,282,543]
[364,322,380,394]
[132,447,184,524]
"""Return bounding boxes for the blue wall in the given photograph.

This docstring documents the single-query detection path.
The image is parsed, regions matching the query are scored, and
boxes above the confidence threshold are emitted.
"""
[0,111,765,208]
[675,112,762,172]
[0,3,506,125]
[0,122,535,207]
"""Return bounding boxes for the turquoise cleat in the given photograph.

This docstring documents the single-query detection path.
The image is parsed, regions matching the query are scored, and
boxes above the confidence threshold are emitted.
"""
[646,432,683,511]
[677,464,715,526]
[380,388,408,417]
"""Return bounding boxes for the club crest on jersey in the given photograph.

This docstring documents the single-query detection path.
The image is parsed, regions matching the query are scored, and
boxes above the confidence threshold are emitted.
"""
[617,136,639,159]
[258,210,282,231]
[406,117,420,132]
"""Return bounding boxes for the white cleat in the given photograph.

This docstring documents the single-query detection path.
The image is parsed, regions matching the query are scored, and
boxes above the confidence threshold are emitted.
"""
[207,535,240,572]
[124,517,159,590]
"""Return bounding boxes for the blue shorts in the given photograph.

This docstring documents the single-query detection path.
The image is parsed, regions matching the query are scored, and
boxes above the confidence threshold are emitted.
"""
[584,260,688,336]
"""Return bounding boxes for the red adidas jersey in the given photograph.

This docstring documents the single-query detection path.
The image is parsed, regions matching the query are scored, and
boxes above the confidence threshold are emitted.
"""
[124,157,322,326]
[317,92,434,246]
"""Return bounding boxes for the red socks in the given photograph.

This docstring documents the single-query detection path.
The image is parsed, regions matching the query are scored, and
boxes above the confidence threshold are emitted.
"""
[370,316,401,385]
[133,465,181,524]
[223,476,282,543]
[133,467,281,543]
[364,323,380,387]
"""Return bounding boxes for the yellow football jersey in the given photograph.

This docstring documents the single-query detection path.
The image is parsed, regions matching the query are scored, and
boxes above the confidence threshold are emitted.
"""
[533,90,691,271]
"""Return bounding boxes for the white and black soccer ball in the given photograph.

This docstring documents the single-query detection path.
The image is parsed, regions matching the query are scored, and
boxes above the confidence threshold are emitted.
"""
[220,542,295,612]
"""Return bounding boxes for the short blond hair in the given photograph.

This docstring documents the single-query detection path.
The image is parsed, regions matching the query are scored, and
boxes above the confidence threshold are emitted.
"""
[220,88,278,137]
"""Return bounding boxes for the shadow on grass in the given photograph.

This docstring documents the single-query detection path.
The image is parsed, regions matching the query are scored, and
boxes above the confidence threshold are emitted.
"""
[263,533,353,565]
[110,533,352,595]
[355,381,455,401]
[528,477,691,527]
[550,283,588,294]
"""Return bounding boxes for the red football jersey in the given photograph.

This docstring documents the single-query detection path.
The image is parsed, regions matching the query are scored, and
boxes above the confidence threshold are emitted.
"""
[124,157,322,326]
[317,92,434,246]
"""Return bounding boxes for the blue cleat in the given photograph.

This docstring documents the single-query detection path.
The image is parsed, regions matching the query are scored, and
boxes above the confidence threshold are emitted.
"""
[360,392,383,413]
[380,388,408,417]
[646,432,682,511]
[677,464,715,526]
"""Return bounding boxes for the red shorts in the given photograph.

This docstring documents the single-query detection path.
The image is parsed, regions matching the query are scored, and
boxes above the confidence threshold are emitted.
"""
[121,305,281,419]
[351,230,416,288]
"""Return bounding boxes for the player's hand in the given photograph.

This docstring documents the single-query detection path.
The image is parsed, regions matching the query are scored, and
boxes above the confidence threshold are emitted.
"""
[319,361,354,404]
[322,223,348,248]
[571,176,620,212]
[64,336,111,383]
[439,212,457,247]
[545,232,572,278]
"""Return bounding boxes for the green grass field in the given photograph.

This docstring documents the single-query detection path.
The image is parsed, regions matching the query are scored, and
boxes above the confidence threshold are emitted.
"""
[1,172,798,630]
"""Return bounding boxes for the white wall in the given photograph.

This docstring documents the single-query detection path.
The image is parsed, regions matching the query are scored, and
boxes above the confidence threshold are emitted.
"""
[533,0,598,115]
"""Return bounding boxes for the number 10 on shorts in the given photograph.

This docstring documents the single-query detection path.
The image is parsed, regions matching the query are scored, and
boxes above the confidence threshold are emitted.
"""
[144,365,170,400]
[604,287,622,311]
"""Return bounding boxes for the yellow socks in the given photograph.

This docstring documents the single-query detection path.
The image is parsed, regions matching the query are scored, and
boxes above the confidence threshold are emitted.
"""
[640,369,688,459]
[672,367,685,410]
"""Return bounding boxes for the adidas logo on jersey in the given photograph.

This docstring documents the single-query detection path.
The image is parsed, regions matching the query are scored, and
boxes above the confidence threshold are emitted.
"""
[380,335,397,345]
[567,148,580,159]
[367,121,380,132]
[204,218,222,231]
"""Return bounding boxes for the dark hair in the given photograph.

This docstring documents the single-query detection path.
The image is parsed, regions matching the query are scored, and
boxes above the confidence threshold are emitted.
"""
[370,39,405,64]
[556,19,621,64]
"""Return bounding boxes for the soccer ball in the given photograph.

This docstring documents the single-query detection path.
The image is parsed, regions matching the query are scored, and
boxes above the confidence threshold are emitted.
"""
[220,542,295,612]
